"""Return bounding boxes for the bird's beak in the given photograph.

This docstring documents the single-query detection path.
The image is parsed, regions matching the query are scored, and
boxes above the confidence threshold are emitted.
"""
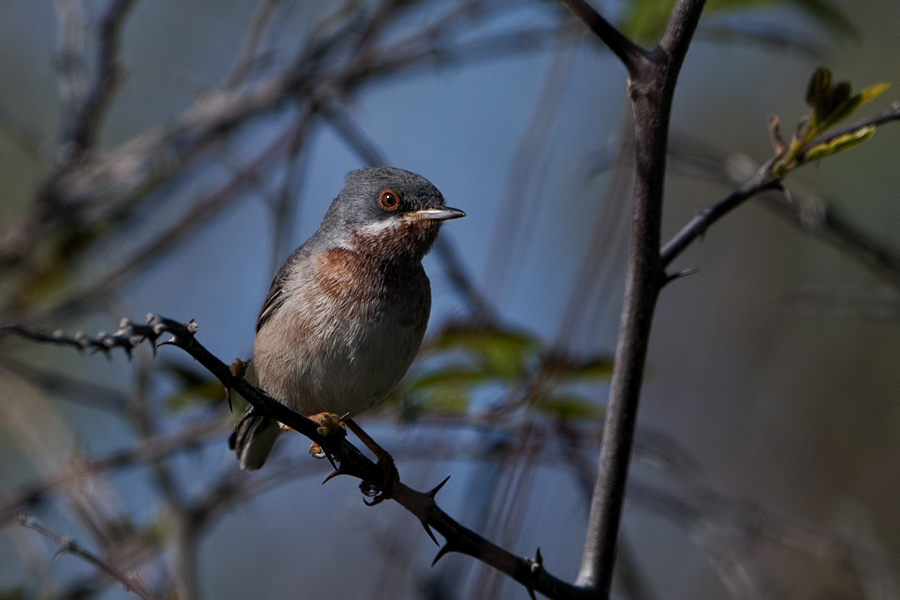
[409,207,466,221]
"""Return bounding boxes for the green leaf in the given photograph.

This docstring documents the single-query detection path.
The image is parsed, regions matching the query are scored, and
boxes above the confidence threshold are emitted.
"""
[821,82,891,130]
[545,354,614,382]
[161,361,224,412]
[855,82,892,107]
[622,0,677,43]
[422,394,469,414]
[408,367,488,393]
[803,125,876,161]
[430,326,540,380]
[531,394,604,421]
[621,0,854,46]
[805,66,833,126]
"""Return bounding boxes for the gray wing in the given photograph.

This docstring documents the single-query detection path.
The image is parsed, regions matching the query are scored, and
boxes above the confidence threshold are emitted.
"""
[256,274,286,333]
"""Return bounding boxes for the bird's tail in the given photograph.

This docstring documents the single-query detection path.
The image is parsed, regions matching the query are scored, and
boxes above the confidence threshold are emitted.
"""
[229,412,282,470]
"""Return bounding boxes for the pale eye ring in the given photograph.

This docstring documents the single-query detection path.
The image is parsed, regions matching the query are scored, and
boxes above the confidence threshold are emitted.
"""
[378,189,401,211]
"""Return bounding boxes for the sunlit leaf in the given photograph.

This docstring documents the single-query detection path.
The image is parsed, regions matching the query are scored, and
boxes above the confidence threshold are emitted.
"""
[854,82,891,108]
[803,125,876,161]
[820,82,891,130]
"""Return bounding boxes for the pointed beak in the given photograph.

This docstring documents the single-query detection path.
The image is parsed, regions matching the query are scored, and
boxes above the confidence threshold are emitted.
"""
[409,207,466,221]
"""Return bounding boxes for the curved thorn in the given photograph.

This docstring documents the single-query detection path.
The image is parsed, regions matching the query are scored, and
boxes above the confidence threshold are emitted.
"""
[432,544,454,566]
[526,587,537,600]
[663,267,700,287]
[420,519,438,546]
[535,547,543,567]
[322,470,340,485]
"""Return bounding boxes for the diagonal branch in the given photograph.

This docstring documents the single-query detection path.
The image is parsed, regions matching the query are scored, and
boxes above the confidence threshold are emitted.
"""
[556,0,648,74]
[3,316,588,599]
[660,167,779,268]
[19,514,160,600]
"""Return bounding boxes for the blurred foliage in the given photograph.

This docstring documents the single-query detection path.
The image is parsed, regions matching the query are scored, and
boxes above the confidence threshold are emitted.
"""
[161,360,228,413]
[622,0,856,44]
[390,322,612,422]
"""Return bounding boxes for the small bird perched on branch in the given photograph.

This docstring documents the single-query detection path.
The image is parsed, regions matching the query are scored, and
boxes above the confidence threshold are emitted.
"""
[231,166,465,470]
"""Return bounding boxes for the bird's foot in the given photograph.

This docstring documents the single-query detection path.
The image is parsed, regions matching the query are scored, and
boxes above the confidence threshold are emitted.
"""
[344,418,399,506]
[308,413,346,464]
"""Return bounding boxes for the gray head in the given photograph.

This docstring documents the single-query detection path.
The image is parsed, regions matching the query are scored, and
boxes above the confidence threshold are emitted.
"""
[314,167,465,260]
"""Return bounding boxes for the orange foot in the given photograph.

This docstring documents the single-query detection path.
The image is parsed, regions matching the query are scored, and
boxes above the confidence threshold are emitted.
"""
[307,413,346,461]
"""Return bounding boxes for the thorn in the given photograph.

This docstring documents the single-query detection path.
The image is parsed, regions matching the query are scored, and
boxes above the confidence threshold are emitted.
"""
[324,451,338,471]
[526,587,536,600]
[322,469,341,485]
[427,476,451,499]
[423,524,438,546]
[224,388,233,412]
[432,543,454,566]
[534,547,543,568]
[663,268,699,286]
[52,541,71,560]
[157,337,177,349]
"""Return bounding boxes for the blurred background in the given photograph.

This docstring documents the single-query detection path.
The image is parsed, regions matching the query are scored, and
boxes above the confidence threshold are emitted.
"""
[0,0,899,598]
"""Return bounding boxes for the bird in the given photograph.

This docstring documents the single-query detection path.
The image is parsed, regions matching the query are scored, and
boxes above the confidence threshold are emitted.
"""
[231,166,465,470]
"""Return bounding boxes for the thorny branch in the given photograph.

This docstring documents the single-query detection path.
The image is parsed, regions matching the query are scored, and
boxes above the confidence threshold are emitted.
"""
[2,316,588,599]
[18,514,160,600]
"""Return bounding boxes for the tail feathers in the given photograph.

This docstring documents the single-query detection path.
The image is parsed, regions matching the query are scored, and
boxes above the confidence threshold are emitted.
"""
[230,414,282,470]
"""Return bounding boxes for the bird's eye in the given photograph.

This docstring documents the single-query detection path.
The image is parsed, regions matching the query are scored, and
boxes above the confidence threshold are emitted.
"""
[378,189,401,211]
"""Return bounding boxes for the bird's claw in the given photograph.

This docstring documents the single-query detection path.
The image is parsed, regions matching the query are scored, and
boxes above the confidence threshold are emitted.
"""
[343,418,399,505]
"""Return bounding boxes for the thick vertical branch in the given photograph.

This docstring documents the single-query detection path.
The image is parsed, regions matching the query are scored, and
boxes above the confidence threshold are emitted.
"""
[574,0,707,595]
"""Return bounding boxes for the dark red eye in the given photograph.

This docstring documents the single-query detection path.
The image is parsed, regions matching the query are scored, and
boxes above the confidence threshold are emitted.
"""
[378,189,401,211]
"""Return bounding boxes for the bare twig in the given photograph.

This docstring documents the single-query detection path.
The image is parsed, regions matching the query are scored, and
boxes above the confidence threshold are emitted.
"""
[224,0,281,90]
[0,417,229,524]
[660,167,780,268]
[19,514,160,600]
[69,0,138,150]
[556,0,648,73]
